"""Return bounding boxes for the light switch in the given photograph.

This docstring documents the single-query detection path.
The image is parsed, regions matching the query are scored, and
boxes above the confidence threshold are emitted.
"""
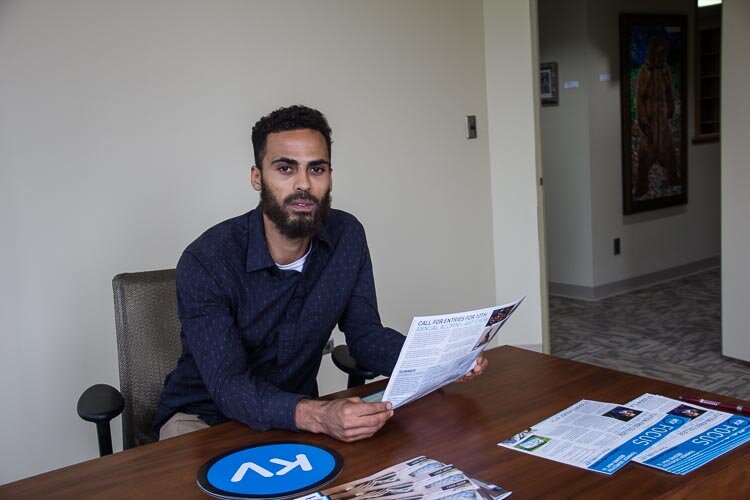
[466,115,477,139]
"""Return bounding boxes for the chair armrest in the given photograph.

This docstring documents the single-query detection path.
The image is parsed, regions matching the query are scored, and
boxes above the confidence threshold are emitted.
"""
[77,384,124,424]
[331,345,377,380]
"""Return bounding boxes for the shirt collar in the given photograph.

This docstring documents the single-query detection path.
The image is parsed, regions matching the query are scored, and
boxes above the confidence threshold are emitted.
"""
[245,206,333,272]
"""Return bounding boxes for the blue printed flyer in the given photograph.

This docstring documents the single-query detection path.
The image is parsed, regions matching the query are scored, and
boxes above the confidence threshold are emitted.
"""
[628,393,750,475]
[499,393,750,476]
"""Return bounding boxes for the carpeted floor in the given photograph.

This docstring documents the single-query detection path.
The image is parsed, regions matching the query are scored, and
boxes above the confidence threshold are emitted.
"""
[549,268,750,402]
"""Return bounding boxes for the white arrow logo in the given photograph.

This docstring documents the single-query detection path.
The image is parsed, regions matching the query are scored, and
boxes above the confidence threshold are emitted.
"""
[231,454,312,482]
[270,454,312,475]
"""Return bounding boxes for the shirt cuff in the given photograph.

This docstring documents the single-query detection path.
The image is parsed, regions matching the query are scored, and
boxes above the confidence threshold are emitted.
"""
[261,390,308,431]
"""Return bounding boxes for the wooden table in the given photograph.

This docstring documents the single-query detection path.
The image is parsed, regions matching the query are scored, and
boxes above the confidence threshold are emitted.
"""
[3,346,749,499]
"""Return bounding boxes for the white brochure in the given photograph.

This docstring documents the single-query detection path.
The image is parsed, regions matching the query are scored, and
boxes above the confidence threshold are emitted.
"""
[498,399,673,475]
[373,297,524,409]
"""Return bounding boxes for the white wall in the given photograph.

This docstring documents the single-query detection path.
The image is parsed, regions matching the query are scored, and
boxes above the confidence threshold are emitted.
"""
[483,0,546,349]
[721,0,750,362]
[538,0,594,287]
[0,0,522,483]
[540,0,721,290]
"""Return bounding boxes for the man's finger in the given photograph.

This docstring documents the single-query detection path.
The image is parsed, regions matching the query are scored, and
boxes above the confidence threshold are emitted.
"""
[338,406,392,430]
[470,354,488,373]
[334,414,391,441]
[340,415,391,437]
[455,355,488,382]
[475,355,489,373]
[345,400,392,417]
[348,411,392,429]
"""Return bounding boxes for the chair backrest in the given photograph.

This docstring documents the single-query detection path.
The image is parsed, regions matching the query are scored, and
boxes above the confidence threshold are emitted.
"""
[112,269,182,449]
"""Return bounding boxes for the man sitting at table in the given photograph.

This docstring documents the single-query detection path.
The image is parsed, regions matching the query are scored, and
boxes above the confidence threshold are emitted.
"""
[154,105,487,442]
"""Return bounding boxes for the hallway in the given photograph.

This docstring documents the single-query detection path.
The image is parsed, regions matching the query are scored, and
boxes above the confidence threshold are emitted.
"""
[550,269,750,401]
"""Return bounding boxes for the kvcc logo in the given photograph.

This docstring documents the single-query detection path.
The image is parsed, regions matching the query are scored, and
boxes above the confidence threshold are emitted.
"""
[199,442,342,497]
[231,453,312,482]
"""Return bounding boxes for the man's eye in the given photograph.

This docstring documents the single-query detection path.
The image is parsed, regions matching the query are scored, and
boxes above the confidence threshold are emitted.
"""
[310,166,327,175]
[278,165,293,173]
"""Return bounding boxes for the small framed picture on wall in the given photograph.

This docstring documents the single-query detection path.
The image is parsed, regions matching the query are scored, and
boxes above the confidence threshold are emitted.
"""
[540,62,558,106]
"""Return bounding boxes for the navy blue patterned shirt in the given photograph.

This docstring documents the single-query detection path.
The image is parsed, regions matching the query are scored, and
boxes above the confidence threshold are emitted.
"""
[154,207,405,433]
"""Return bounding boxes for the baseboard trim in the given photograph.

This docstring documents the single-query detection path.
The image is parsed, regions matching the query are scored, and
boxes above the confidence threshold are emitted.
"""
[549,256,720,301]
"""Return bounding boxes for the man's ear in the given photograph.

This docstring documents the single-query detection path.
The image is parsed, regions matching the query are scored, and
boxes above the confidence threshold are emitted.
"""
[250,165,262,191]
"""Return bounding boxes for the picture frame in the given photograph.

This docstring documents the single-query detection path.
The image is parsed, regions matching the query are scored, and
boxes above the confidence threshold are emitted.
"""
[619,14,688,214]
[540,62,558,106]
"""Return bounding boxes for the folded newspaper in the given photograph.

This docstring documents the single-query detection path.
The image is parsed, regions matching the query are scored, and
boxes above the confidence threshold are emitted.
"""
[498,393,750,475]
[296,455,511,499]
[365,298,525,408]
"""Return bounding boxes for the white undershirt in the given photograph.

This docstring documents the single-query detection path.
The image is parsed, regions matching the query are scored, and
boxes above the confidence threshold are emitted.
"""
[274,244,312,273]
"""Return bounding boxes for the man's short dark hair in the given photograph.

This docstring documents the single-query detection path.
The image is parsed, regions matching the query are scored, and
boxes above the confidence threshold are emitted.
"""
[251,105,333,168]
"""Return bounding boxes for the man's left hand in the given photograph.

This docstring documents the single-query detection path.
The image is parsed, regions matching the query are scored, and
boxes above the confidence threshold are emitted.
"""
[455,353,488,383]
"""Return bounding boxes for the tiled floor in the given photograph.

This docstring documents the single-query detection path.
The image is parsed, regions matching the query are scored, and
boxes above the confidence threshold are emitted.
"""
[549,268,750,402]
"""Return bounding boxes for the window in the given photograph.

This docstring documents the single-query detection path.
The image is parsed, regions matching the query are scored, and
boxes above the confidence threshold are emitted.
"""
[693,1,721,142]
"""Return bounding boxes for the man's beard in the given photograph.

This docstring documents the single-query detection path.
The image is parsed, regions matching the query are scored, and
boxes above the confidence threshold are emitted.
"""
[260,180,332,239]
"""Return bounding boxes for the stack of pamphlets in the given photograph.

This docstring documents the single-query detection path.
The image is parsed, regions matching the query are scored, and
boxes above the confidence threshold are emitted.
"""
[498,393,750,475]
[297,456,511,499]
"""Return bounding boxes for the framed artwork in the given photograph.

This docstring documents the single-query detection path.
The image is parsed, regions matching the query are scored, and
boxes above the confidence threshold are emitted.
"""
[540,62,558,106]
[619,14,688,214]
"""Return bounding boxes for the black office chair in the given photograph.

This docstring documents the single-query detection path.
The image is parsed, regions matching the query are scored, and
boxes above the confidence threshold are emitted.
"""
[331,345,376,389]
[77,270,181,455]
[77,269,376,457]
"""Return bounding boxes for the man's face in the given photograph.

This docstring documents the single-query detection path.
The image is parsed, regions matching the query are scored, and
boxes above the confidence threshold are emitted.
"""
[251,128,332,240]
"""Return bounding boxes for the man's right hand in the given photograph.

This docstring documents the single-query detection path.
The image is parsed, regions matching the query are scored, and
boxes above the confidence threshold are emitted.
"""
[295,397,394,442]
